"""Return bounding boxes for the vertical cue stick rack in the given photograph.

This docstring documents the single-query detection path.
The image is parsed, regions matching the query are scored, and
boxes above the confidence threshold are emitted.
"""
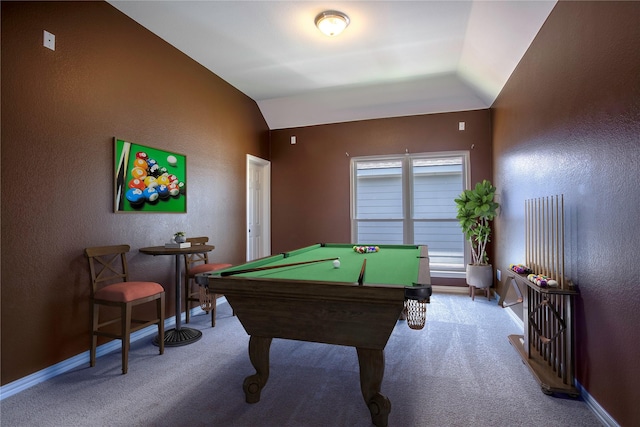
[506,195,580,397]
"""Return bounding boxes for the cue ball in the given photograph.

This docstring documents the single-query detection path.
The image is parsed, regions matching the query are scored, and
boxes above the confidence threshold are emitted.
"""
[167,155,178,167]
[333,259,341,269]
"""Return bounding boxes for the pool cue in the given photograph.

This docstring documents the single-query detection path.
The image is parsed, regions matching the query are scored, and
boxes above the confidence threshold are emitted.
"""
[115,141,131,211]
[357,259,367,286]
[220,257,339,277]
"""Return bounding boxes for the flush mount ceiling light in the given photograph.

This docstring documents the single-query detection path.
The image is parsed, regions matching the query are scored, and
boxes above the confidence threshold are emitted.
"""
[315,10,350,37]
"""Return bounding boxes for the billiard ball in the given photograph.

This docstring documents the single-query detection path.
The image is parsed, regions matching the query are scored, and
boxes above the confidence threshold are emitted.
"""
[148,164,159,177]
[133,158,148,169]
[167,174,178,183]
[147,158,157,168]
[128,178,145,190]
[143,176,158,188]
[136,152,148,160]
[177,181,186,194]
[156,184,169,199]
[156,174,170,186]
[159,167,168,175]
[167,155,177,167]
[125,188,145,206]
[131,167,147,180]
[142,187,159,202]
[333,259,341,269]
[168,183,180,197]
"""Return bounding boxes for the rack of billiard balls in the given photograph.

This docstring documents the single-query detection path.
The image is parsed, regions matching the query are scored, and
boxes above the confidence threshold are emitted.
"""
[353,246,380,254]
[124,151,185,208]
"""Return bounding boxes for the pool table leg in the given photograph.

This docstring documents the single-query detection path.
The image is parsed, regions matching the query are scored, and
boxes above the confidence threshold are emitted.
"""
[356,347,391,427]
[243,336,273,404]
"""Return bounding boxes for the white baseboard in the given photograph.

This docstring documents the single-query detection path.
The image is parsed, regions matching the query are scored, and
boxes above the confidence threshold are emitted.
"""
[576,381,620,426]
[431,285,468,294]
[0,299,226,401]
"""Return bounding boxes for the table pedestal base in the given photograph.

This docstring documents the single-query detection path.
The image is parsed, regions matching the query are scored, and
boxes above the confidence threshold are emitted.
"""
[153,327,202,347]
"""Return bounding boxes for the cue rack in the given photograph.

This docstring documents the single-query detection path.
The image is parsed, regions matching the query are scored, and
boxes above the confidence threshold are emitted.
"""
[505,195,580,397]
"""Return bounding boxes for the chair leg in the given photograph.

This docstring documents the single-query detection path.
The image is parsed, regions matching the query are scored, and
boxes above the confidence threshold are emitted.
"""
[90,304,98,368]
[122,304,132,375]
[157,294,165,355]
[211,295,217,327]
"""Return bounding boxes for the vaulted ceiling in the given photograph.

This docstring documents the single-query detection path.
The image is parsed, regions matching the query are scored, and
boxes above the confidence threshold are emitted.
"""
[108,1,557,129]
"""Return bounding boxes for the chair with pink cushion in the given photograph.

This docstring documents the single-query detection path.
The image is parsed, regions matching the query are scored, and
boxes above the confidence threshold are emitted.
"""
[85,244,165,374]
[184,236,232,327]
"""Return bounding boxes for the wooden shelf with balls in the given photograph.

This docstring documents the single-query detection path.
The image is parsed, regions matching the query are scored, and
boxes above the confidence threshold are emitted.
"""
[114,138,187,213]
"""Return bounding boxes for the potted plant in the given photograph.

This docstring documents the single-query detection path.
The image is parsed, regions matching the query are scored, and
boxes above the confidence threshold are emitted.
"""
[454,180,499,289]
[174,231,186,243]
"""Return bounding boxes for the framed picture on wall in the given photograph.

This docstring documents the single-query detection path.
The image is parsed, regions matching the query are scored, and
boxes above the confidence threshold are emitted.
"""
[114,138,187,213]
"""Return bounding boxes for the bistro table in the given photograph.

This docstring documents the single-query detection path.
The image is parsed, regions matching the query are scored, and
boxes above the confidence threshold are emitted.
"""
[139,244,215,346]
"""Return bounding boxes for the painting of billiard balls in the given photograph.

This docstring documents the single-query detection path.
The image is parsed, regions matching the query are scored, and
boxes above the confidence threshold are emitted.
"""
[114,138,187,213]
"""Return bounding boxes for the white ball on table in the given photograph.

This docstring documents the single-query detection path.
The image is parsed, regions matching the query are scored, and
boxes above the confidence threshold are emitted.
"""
[333,259,341,269]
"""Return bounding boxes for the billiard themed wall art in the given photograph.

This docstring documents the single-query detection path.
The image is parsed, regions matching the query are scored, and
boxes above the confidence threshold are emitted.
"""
[114,138,187,213]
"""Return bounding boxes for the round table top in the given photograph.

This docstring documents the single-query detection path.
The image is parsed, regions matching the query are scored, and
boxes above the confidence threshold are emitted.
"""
[139,244,215,255]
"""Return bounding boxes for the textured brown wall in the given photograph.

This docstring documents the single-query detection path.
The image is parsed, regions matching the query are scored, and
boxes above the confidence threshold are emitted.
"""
[1,1,269,385]
[270,109,493,287]
[492,1,640,425]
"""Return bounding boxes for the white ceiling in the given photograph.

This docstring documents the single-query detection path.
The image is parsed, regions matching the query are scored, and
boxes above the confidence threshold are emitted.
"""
[108,1,557,130]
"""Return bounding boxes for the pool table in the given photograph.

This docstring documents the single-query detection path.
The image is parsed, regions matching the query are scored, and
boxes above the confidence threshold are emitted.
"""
[195,243,431,427]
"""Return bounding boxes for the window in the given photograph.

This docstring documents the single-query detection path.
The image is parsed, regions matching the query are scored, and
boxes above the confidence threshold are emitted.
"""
[351,152,469,277]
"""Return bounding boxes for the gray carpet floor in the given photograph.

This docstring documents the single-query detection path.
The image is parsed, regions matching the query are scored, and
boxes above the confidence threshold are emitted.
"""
[0,293,602,427]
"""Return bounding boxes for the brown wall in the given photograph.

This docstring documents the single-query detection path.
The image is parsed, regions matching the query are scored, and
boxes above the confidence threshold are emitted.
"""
[270,109,493,288]
[492,1,640,425]
[1,1,269,385]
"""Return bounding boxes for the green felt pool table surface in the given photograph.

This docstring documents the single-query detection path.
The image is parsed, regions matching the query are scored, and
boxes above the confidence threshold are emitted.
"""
[212,243,425,287]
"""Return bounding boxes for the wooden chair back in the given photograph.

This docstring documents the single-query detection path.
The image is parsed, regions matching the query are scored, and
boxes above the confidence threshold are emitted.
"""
[185,237,210,269]
[85,244,131,297]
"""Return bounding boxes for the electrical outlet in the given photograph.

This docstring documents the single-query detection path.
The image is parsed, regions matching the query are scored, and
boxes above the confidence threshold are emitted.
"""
[496,269,501,281]
[44,30,55,51]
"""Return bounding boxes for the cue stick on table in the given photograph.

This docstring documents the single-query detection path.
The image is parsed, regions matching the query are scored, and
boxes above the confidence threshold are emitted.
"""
[357,259,367,286]
[220,257,339,277]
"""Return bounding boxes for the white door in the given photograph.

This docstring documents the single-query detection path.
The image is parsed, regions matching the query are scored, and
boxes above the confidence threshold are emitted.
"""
[246,155,271,261]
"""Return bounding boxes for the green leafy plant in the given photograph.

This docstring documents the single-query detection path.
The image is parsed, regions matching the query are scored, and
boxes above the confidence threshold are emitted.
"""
[174,231,186,237]
[455,180,499,266]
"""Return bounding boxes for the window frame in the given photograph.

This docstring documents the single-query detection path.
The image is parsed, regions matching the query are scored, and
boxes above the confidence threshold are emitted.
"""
[350,151,470,278]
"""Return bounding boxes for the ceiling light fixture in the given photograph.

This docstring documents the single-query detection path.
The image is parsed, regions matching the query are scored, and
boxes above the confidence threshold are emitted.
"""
[315,10,350,37]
